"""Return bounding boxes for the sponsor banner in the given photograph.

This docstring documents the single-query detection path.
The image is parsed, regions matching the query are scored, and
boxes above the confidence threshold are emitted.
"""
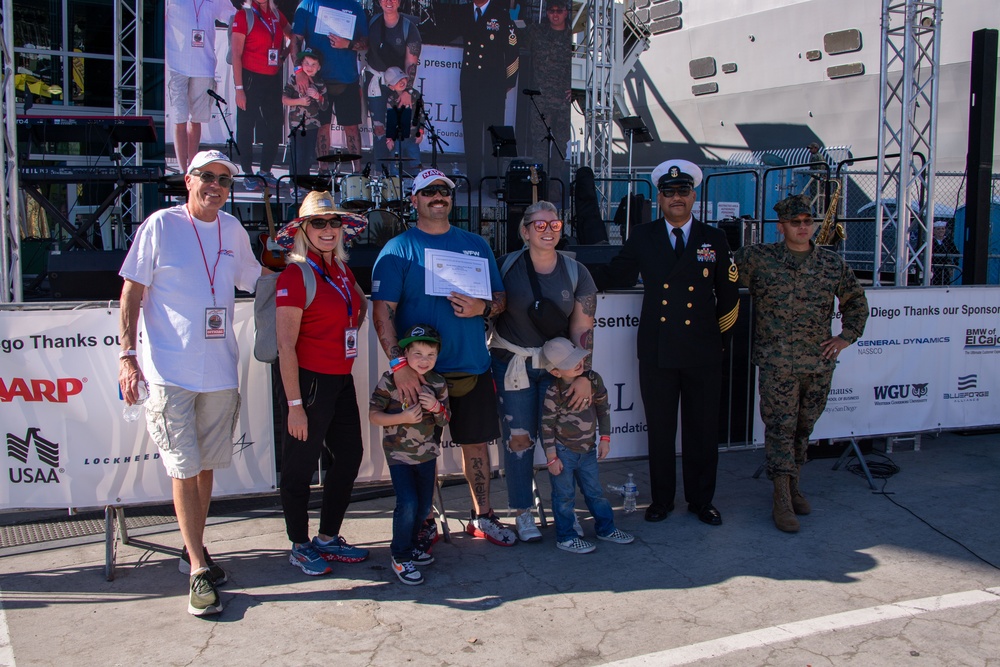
[417,46,465,154]
[1,303,275,510]
[752,286,1000,442]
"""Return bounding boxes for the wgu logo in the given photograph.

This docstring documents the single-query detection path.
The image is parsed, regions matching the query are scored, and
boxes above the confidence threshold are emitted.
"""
[873,382,930,404]
[7,427,61,484]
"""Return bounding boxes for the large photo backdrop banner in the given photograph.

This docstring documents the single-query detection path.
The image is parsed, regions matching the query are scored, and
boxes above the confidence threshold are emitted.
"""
[752,286,1000,442]
[0,303,276,510]
[163,1,571,195]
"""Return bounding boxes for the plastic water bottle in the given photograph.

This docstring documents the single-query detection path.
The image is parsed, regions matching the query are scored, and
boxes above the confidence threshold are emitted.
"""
[606,482,624,496]
[123,381,149,423]
[623,473,638,514]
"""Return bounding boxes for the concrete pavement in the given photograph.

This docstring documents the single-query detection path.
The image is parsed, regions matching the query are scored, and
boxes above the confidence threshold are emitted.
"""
[1,432,998,666]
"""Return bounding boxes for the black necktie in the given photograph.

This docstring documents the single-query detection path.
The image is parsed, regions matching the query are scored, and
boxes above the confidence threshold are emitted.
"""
[475,7,482,21]
[673,228,685,258]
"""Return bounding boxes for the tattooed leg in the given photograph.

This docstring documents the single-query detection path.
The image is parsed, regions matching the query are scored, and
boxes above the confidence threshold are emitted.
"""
[462,442,491,514]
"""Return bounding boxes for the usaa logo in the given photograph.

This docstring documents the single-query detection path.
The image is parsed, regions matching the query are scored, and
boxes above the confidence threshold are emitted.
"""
[6,427,62,484]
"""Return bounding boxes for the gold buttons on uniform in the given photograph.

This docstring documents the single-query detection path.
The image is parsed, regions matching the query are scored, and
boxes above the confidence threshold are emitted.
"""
[688,286,694,291]
[663,283,669,289]
[687,303,693,308]
[661,300,667,305]
[685,320,691,325]
[660,316,666,322]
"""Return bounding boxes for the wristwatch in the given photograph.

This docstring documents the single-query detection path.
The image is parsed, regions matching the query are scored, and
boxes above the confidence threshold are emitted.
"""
[586,370,597,382]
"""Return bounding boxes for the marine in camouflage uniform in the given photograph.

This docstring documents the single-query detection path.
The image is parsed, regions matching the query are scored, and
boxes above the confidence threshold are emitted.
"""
[523,0,572,176]
[735,194,868,532]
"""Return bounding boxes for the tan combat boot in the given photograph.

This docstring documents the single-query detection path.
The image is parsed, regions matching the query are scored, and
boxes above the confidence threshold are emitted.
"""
[772,476,800,533]
[789,466,811,515]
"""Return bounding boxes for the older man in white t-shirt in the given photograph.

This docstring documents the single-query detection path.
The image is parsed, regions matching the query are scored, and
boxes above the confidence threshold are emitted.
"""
[118,150,264,617]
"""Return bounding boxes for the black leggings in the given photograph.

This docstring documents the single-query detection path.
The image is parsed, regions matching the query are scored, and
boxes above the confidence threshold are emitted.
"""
[279,369,364,544]
[237,68,283,174]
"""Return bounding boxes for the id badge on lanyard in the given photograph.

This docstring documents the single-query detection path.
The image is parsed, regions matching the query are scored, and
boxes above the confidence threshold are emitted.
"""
[191,29,206,47]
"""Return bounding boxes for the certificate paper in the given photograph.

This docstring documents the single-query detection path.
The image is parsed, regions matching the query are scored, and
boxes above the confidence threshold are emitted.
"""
[315,6,357,40]
[424,249,492,299]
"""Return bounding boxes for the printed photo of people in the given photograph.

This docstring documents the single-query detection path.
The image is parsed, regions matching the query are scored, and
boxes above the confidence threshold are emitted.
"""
[163,0,574,201]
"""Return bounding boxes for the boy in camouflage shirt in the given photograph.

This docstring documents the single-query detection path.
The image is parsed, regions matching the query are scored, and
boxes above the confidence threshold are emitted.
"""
[540,338,634,554]
[370,324,450,584]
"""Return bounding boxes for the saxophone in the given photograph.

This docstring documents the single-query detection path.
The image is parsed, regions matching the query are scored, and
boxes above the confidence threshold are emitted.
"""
[815,178,846,245]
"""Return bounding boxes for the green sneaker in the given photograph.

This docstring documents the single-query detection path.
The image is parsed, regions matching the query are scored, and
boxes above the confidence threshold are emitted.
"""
[188,569,223,616]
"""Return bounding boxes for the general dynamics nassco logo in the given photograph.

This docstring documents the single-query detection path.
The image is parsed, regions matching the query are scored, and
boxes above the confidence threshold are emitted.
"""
[873,383,929,405]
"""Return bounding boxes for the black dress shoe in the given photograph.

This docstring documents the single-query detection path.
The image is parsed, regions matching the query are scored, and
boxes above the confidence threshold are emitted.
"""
[644,502,674,522]
[688,503,723,526]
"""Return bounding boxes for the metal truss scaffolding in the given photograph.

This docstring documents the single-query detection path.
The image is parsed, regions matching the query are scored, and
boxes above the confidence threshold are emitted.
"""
[583,0,615,206]
[874,0,941,286]
[1,0,20,303]
[115,0,144,246]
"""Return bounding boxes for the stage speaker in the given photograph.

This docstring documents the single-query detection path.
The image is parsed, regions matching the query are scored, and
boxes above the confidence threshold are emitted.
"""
[505,161,547,205]
[348,245,380,294]
[717,217,761,250]
[562,245,622,274]
[48,250,127,300]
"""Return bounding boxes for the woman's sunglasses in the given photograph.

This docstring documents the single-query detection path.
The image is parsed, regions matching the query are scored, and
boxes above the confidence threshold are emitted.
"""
[525,219,563,232]
[306,217,343,230]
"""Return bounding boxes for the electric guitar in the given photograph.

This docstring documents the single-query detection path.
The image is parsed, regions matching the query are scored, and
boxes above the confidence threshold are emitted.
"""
[258,184,286,270]
[529,165,539,205]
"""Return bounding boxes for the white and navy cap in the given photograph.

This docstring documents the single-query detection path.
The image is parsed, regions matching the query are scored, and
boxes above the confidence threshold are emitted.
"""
[651,159,702,189]
[933,219,949,228]
[411,168,457,195]
[187,149,239,176]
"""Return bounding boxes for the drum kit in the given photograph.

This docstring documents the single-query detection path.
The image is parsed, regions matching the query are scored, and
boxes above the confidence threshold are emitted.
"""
[293,151,419,245]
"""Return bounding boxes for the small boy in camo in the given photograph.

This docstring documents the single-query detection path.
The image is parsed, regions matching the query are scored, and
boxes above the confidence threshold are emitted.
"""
[369,324,451,585]
[540,338,634,554]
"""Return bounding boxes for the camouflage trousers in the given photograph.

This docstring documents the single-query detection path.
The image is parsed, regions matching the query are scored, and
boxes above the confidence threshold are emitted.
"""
[758,366,834,479]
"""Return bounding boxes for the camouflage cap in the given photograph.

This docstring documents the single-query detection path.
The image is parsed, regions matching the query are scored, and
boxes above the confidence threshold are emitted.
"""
[774,195,813,220]
[541,337,590,371]
[399,323,442,349]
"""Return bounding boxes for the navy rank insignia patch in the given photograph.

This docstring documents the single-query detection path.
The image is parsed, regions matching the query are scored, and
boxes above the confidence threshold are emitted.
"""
[728,262,739,282]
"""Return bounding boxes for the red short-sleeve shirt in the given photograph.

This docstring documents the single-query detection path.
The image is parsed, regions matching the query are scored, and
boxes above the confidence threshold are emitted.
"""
[233,6,288,76]
[276,254,362,375]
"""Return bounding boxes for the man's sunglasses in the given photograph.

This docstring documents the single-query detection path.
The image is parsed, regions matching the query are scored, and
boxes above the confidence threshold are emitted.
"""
[417,185,453,197]
[658,186,693,198]
[305,217,343,230]
[525,219,563,232]
[190,170,234,189]
[782,218,816,228]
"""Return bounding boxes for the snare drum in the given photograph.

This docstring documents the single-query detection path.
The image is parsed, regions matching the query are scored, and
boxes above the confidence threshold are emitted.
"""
[341,175,373,211]
[380,176,405,210]
[365,209,408,246]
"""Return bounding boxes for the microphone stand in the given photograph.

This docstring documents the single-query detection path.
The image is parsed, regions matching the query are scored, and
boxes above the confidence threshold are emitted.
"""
[213,94,240,207]
[288,115,307,203]
[419,108,449,170]
[527,93,564,186]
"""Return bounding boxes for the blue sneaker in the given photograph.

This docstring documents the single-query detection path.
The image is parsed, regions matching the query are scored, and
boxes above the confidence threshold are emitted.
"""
[312,535,369,563]
[258,171,278,188]
[243,175,260,191]
[289,542,332,576]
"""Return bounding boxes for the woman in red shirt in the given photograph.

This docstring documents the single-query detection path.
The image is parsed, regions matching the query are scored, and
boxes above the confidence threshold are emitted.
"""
[275,191,370,575]
[231,0,292,189]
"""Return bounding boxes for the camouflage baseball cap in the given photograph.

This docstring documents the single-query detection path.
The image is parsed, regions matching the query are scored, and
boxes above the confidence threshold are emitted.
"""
[399,324,442,349]
[541,337,590,371]
[773,195,812,219]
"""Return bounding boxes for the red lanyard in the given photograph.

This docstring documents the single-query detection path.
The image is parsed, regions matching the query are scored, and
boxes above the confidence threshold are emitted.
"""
[251,4,281,49]
[186,205,223,307]
[192,0,207,29]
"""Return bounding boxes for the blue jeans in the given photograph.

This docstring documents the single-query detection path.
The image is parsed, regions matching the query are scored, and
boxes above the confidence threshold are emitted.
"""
[491,352,553,511]
[549,444,616,543]
[388,459,437,560]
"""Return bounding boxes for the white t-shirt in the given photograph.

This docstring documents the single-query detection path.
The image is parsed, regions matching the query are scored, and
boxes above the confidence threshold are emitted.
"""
[165,0,237,77]
[120,204,261,392]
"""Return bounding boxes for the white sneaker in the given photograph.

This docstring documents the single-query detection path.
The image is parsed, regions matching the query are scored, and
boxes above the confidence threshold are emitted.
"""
[572,516,584,537]
[515,512,542,542]
[466,511,517,546]
[557,537,596,554]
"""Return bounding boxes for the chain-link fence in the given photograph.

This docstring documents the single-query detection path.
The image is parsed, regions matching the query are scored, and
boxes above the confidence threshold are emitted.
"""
[593,168,1000,285]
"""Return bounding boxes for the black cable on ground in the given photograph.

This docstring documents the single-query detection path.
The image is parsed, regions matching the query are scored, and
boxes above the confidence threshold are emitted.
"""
[843,450,1000,571]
